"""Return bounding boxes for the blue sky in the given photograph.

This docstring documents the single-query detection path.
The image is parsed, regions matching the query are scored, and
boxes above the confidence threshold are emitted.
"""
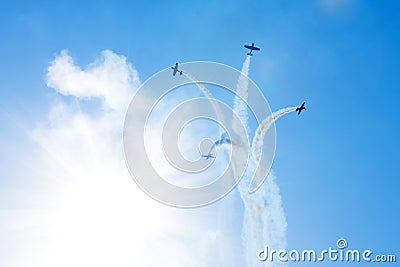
[1,0,399,266]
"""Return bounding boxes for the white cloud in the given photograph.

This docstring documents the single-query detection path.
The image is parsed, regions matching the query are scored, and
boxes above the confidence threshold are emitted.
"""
[0,50,243,267]
[46,50,140,110]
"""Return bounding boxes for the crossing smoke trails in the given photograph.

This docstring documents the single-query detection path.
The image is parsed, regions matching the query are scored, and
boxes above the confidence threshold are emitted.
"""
[231,55,265,265]
[232,55,292,266]
[183,57,295,266]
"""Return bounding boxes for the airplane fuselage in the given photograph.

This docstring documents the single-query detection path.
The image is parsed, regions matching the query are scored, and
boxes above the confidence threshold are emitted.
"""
[201,154,215,160]
[171,63,182,76]
[244,42,260,56]
[296,102,306,115]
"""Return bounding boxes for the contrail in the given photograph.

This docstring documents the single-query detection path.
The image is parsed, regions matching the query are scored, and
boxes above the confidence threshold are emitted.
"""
[245,106,296,266]
[230,55,252,183]
[231,55,291,266]
[241,168,288,267]
[232,55,251,137]
[184,55,292,266]
[252,107,297,163]
[182,71,215,101]
[182,71,226,126]
[230,54,251,185]
[230,55,268,265]
[226,55,265,264]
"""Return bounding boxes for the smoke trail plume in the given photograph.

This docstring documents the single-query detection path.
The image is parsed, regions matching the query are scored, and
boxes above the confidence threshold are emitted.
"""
[230,55,252,186]
[182,71,226,126]
[241,168,288,267]
[252,107,297,163]
[243,106,297,266]
[232,55,251,137]
[230,55,292,266]
[230,55,268,265]
[229,53,252,183]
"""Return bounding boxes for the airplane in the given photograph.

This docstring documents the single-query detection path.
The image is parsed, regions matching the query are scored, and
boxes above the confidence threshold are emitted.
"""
[201,153,216,160]
[171,62,183,76]
[296,102,306,115]
[244,43,260,56]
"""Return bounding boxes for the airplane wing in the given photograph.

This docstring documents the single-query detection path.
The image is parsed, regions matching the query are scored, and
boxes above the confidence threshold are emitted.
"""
[253,47,260,51]
[244,45,252,49]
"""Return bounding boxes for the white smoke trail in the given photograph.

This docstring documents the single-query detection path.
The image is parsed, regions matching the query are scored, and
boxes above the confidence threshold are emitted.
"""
[182,71,214,100]
[232,55,251,137]
[230,55,267,265]
[242,106,297,267]
[241,168,288,267]
[182,71,226,126]
[229,55,251,183]
[231,56,292,266]
[252,107,297,163]
[229,54,251,187]
[223,55,263,264]
[182,56,294,266]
